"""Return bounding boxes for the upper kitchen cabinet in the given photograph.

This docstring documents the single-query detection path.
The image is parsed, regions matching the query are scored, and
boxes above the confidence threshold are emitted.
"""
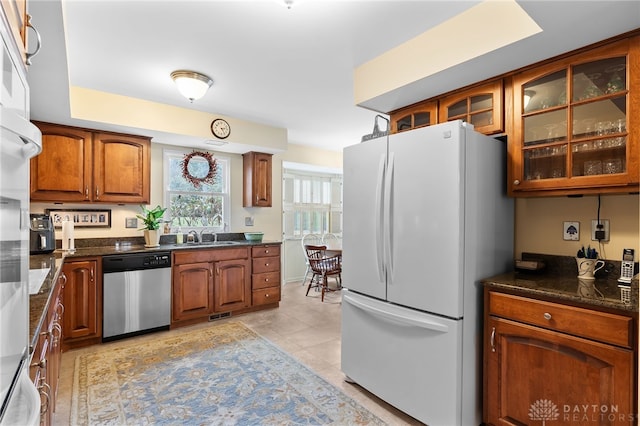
[438,80,504,135]
[509,36,639,197]
[390,100,438,133]
[0,0,40,66]
[243,151,272,207]
[30,122,151,204]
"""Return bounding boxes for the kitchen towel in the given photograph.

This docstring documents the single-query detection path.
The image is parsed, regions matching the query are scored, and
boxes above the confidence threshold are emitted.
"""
[61,219,75,251]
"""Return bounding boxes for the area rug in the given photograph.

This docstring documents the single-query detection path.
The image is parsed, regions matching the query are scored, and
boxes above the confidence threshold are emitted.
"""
[70,322,384,425]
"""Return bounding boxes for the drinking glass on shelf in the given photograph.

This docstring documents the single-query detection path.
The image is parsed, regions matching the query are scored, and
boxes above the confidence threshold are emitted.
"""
[584,160,602,176]
[612,118,626,133]
[603,159,622,174]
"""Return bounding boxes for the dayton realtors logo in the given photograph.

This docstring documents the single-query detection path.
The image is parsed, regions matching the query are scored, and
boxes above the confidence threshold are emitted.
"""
[529,399,636,423]
[529,399,560,425]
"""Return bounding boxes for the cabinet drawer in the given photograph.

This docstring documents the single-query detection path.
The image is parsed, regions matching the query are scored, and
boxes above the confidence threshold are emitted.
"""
[252,257,280,274]
[251,245,280,258]
[252,272,280,290]
[489,291,633,348]
[173,247,249,265]
[253,286,281,305]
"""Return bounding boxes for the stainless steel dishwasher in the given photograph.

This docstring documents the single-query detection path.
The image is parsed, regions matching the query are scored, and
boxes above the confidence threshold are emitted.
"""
[102,252,171,342]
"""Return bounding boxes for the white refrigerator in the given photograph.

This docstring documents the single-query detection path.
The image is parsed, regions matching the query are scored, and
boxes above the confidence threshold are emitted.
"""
[341,121,513,426]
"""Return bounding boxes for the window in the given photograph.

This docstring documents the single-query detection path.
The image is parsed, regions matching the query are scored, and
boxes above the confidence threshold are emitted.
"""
[283,169,342,238]
[163,150,230,231]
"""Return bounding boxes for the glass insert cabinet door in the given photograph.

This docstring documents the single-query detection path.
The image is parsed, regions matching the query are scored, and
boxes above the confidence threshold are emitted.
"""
[438,80,503,135]
[512,39,633,194]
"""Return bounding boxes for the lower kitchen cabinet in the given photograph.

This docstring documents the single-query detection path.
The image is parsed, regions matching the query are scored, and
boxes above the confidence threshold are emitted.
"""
[61,258,102,350]
[484,290,636,425]
[172,247,250,325]
[30,270,65,426]
[251,244,281,306]
[172,261,214,322]
[214,258,251,312]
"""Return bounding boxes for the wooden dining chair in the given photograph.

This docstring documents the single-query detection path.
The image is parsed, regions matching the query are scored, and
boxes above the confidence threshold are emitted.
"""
[304,244,342,302]
[301,234,323,286]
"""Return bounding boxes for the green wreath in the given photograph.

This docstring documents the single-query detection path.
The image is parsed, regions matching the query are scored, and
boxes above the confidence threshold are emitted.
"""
[181,151,217,189]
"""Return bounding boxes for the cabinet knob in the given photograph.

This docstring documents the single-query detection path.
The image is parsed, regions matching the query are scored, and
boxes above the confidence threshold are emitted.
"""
[265,293,270,298]
[513,180,520,186]
[265,263,269,267]
[265,278,269,282]
[265,250,269,254]
[543,312,552,320]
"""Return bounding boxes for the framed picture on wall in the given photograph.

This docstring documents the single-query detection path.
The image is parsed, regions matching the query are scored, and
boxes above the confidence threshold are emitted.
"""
[46,209,112,228]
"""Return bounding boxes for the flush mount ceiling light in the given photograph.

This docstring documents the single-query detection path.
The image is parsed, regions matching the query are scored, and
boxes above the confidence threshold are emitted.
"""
[170,70,213,102]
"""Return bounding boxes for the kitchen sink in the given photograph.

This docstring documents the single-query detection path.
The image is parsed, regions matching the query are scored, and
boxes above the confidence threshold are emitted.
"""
[173,241,240,247]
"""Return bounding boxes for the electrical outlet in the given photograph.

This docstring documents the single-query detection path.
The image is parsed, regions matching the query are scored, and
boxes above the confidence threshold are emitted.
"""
[245,216,254,226]
[591,219,610,241]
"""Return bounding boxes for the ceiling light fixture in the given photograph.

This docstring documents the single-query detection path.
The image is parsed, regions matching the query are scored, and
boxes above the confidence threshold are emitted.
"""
[170,70,213,102]
[523,90,536,108]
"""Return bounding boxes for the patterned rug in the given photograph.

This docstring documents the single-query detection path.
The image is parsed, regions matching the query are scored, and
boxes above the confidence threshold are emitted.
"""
[70,322,384,425]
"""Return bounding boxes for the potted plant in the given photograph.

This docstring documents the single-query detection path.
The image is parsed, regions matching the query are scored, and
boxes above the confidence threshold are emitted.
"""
[137,205,166,248]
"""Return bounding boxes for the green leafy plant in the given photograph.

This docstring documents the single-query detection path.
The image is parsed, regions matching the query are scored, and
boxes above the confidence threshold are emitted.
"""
[137,205,166,231]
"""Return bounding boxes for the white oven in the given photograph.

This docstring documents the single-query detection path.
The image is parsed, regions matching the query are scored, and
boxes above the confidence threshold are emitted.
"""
[0,11,42,425]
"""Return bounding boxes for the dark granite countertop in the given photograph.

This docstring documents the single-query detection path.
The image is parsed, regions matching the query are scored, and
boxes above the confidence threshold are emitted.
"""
[27,234,281,354]
[482,253,638,314]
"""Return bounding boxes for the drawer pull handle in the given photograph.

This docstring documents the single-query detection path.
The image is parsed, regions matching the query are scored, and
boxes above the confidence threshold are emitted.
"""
[490,327,496,352]
[543,312,552,320]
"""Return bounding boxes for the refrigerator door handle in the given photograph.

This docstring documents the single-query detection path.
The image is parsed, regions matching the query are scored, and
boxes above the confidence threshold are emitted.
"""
[374,154,386,282]
[383,152,395,281]
[344,293,449,333]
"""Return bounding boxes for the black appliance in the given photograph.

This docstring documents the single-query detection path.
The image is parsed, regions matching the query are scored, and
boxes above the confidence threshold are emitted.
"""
[29,214,55,254]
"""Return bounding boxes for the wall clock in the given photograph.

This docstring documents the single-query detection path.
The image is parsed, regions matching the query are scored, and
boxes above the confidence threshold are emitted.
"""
[211,118,231,139]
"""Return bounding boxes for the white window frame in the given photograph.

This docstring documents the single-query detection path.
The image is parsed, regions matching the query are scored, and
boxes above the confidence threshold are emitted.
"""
[163,149,230,232]
[283,168,342,239]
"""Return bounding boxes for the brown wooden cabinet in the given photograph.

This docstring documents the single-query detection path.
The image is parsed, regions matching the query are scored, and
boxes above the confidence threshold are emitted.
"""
[484,290,636,425]
[251,244,281,306]
[172,261,214,322]
[30,122,151,204]
[390,100,438,133]
[30,271,64,426]
[509,36,639,196]
[61,258,102,350]
[214,258,251,312]
[438,79,504,135]
[243,151,273,207]
[172,247,250,324]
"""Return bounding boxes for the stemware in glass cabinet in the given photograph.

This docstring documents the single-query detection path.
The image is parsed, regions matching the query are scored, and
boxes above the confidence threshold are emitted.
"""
[524,145,567,181]
[572,57,626,102]
[523,70,567,113]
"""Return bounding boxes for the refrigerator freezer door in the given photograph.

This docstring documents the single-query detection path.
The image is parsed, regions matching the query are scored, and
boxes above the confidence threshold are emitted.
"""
[343,137,387,300]
[387,123,465,317]
[341,291,469,425]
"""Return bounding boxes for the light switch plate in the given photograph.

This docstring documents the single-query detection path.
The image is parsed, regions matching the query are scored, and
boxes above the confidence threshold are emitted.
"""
[125,217,138,228]
[563,221,579,240]
[245,216,254,226]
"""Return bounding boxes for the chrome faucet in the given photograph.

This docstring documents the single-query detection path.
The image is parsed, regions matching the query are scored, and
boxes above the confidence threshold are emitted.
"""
[186,230,198,243]
[200,229,218,243]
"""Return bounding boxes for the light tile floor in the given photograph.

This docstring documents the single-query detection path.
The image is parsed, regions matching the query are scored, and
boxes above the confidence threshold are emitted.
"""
[52,282,423,425]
